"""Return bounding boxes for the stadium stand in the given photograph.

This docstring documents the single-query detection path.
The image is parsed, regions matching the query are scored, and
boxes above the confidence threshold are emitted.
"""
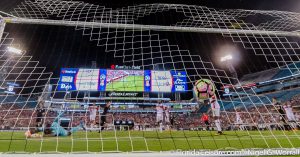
[1,93,299,131]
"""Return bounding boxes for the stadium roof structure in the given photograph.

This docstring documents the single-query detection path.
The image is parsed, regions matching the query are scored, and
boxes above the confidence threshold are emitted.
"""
[239,61,300,85]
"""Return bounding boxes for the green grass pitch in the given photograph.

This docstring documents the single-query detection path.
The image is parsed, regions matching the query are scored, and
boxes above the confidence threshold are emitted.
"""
[106,75,144,92]
[0,130,299,153]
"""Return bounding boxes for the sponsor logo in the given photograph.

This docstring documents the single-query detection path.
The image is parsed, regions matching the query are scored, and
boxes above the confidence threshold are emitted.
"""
[115,65,141,70]
[62,69,77,74]
[100,80,105,86]
[108,92,139,97]
[60,83,73,90]
[8,85,14,92]
[175,85,185,91]
[146,81,150,86]
[174,78,186,85]
[172,71,186,77]
[61,76,73,82]
[224,88,230,94]
[145,75,150,81]
[100,74,106,80]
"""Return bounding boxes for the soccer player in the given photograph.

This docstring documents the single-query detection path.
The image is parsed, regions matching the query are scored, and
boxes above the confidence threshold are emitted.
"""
[36,101,46,128]
[201,113,210,131]
[276,104,289,130]
[99,101,111,132]
[156,101,164,132]
[25,128,42,138]
[283,101,297,130]
[163,104,170,130]
[88,103,98,129]
[235,111,244,130]
[207,95,223,135]
[26,110,85,137]
[283,101,296,121]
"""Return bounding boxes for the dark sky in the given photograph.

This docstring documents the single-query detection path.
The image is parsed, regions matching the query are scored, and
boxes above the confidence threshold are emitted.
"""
[0,0,299,97]
[1,0,298,72]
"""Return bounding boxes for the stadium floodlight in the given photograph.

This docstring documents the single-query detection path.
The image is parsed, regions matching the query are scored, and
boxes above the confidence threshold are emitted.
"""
[7,46,22,55]
[220,54,233,62]
[220,54,238,84]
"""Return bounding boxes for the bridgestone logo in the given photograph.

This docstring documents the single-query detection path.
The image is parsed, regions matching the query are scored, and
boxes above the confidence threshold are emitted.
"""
[108,92,138,97]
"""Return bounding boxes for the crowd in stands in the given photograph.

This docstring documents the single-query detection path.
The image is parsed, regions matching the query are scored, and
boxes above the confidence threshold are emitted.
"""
[0,104,35,129]
[0,94,299,131]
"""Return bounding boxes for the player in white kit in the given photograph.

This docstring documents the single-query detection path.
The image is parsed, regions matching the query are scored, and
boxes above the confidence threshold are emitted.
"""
[163,104,170,122]
[236,111,244,130]
[283,101,297,129]
[156,101,164,132]
[283,101,296,121]
[207,95,223,135]
[89,103,99,129]
[163,104,170,130]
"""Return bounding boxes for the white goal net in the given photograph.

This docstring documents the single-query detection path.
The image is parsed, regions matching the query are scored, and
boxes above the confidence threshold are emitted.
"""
[0,1,300,156]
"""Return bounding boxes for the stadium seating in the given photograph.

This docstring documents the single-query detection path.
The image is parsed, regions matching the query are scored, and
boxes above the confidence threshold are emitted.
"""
[272,62,300,79]
[222,88,300,110]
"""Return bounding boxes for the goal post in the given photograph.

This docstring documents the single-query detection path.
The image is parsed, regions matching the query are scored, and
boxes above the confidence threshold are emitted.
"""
[1,17,300,37]
[0,18,6,43]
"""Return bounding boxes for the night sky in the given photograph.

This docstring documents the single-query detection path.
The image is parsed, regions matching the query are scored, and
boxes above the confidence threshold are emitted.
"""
[0,0,299,98]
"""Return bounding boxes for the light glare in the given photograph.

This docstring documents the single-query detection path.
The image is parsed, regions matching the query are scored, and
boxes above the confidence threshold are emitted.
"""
[7,47,22,55]
[220,55,233,62]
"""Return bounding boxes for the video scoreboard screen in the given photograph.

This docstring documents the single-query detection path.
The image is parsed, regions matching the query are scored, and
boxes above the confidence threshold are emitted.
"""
[58,68,187,92]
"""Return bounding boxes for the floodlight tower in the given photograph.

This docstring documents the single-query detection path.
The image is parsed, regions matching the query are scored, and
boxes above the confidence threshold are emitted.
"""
[0,46,23,84]
[220,54,238,84]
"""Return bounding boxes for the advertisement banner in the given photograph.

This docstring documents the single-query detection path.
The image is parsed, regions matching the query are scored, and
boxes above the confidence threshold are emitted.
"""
[58,68,78,91]
[98,69,107,91]
[75,69,99,91]
[58,68,187,92]
[144,70,151,92]
[171,70,187,92]
[151,71,173,92]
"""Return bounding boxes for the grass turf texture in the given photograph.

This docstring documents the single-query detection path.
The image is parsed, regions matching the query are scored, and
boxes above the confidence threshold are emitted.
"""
[0,130,299,153]
[105,75,144,92]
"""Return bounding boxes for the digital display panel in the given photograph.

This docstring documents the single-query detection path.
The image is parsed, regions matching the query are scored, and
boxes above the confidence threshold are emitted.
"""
[151,71,173,92]
[58,68,187,92]
[105,70,144,92]
[76,69,99,91]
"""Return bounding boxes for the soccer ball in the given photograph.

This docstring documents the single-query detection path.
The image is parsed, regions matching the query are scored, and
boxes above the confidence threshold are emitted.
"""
[25,130,31,138]
[193,79,215,101]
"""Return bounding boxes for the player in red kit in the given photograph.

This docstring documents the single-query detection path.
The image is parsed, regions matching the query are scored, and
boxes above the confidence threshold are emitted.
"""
[201,113,210,131]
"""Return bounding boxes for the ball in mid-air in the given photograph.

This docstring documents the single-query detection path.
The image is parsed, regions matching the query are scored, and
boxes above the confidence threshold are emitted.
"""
[194,79,215,100]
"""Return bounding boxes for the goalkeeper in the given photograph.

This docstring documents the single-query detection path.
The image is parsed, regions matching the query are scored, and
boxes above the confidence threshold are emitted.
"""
[44,111,86,136]
[26,111,85,137]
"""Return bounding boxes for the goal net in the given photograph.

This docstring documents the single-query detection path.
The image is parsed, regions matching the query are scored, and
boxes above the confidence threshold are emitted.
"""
[0,1,300,156]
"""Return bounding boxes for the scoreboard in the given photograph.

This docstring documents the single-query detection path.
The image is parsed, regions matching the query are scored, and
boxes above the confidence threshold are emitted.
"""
[58,68,187,92]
